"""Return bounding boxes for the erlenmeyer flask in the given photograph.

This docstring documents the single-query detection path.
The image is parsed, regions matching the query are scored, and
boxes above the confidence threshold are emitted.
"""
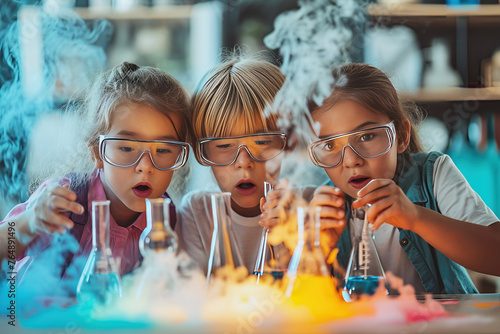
[135,197,178,300]
[253,182,290,283]
[76,200,122,304]
[285,207,330,295]
[206,192,245,283]
[343,205,387,302]
[139,198,178,258]
[284,207,345,321]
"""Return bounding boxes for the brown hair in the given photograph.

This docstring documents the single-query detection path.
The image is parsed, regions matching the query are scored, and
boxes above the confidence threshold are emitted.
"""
[84,61,191,151]
[309,63,424,154]
[30,62,192,191]
[191,55,285,163]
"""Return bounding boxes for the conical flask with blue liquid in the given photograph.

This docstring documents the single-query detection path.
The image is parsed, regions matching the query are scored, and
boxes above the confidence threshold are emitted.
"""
[343,204,387,302]
[76,200,122,305]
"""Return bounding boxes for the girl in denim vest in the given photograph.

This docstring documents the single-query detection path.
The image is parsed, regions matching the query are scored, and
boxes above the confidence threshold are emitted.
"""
[261,63,500,293]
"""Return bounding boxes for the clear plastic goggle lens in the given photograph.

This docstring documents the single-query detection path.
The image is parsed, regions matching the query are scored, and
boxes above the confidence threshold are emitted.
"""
[102,138,187,170]
[310,125,394,168]
[200,134,286,166]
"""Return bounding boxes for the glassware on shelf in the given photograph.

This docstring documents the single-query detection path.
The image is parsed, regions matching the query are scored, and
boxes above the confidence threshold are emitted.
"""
[206,192,245,284]
[253,182,291,283]
[76,200,122,305]
[342,204,387,302]
[135,197,178,300]
[139,198,178,258]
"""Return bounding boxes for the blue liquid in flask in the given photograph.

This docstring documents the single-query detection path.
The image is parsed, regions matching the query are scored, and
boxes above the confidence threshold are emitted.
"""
[343,276,382,301]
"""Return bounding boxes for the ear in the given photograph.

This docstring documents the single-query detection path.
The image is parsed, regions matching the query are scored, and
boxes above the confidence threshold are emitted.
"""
[89,144,104,169]
[397,118,411,154]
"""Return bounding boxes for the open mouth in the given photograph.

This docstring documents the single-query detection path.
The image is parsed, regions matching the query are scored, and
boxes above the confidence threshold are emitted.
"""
[235,180,257,196]
[348,176,371,189]
[133,184,153,198]
[237,182,255,189]
[350,177,369,184]
[135,185,150,192]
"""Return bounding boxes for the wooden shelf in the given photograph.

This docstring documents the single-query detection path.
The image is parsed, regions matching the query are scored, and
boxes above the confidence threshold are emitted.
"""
[369,3,500,17]
[402,87,500,102]
[74,5,193,20]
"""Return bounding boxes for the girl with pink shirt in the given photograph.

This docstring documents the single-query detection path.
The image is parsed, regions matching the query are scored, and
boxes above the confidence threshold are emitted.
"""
[0,61,191,278]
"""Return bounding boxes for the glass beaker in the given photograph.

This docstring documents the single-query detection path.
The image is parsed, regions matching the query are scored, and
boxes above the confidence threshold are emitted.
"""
[206,192,245,283]
[139,197,178,258]
[342,205,387,302]
[135,197,178,300]
[76,200,122,305]
[253,182,290,283]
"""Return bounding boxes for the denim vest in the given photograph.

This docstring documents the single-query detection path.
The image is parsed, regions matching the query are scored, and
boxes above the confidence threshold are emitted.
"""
[335,151,478,294]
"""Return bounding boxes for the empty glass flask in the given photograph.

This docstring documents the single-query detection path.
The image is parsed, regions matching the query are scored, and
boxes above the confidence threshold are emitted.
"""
[206,192,245,284]
[76,200,122,305]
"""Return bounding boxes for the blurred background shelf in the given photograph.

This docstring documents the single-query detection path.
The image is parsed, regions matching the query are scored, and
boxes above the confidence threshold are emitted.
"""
[73,5,193,21]
[404,87,500,102]
[369,3,500,17]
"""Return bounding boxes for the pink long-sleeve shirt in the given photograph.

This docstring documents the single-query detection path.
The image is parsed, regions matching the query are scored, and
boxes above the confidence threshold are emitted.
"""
[1,170,174,280]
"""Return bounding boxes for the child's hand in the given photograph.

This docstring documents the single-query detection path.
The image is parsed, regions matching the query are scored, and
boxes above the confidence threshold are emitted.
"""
[353,179,419,231]
[309,185,346,228]
[309,185,347,248]
[259,179,294,228]
[22,183,84,235]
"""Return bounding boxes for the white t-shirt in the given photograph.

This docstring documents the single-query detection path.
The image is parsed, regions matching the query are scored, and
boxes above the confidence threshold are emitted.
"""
[175,191,264,274]
[359,154,499,292]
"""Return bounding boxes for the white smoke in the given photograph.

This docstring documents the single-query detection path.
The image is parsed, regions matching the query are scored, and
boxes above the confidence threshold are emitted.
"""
[264,0,367,143]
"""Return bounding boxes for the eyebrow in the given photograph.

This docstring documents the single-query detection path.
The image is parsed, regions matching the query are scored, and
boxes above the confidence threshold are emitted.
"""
[320,121,382,139]
[115,130,178,141]
[353,121,380,131]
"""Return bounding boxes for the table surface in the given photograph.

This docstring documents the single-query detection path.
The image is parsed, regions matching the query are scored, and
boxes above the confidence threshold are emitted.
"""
[5,293,500,334]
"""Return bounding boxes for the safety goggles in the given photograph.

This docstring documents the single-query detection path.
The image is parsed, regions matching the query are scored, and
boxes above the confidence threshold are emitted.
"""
[308,121,396,168]
[99,135,189,171]
[197,133,287,166]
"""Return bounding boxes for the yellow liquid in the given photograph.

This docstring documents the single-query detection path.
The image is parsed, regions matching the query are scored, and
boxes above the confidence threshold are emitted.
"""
[284,275,352,323]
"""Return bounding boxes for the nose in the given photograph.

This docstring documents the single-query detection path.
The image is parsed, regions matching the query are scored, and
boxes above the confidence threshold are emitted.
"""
[234,145,254,169]
[342,145,363,168]
[135,150,155,173]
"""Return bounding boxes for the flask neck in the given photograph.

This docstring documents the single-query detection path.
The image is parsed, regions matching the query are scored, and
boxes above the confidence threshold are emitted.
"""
[92,201,111,252]
[147,199,170,232]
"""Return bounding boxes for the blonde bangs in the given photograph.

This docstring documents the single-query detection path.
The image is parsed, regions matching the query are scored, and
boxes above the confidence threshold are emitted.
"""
[194,81,280,139]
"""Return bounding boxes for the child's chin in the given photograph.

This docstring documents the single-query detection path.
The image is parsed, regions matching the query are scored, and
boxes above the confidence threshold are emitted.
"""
[127,201,146,213]
[235,197,260,209]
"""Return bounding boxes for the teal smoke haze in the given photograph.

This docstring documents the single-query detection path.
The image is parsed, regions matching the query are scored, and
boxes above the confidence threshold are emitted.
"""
[0,0,112,205]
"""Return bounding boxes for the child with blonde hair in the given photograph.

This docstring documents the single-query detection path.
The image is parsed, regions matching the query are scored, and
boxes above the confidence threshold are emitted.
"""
[176,56,288,274]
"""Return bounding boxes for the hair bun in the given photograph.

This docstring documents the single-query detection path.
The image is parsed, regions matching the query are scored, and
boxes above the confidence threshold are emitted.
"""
[116,61,140,81]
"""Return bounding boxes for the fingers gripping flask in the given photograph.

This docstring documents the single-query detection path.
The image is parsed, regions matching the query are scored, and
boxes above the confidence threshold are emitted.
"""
[76,201,122,305]
[253,182,290,283]
[343,204,387,302]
